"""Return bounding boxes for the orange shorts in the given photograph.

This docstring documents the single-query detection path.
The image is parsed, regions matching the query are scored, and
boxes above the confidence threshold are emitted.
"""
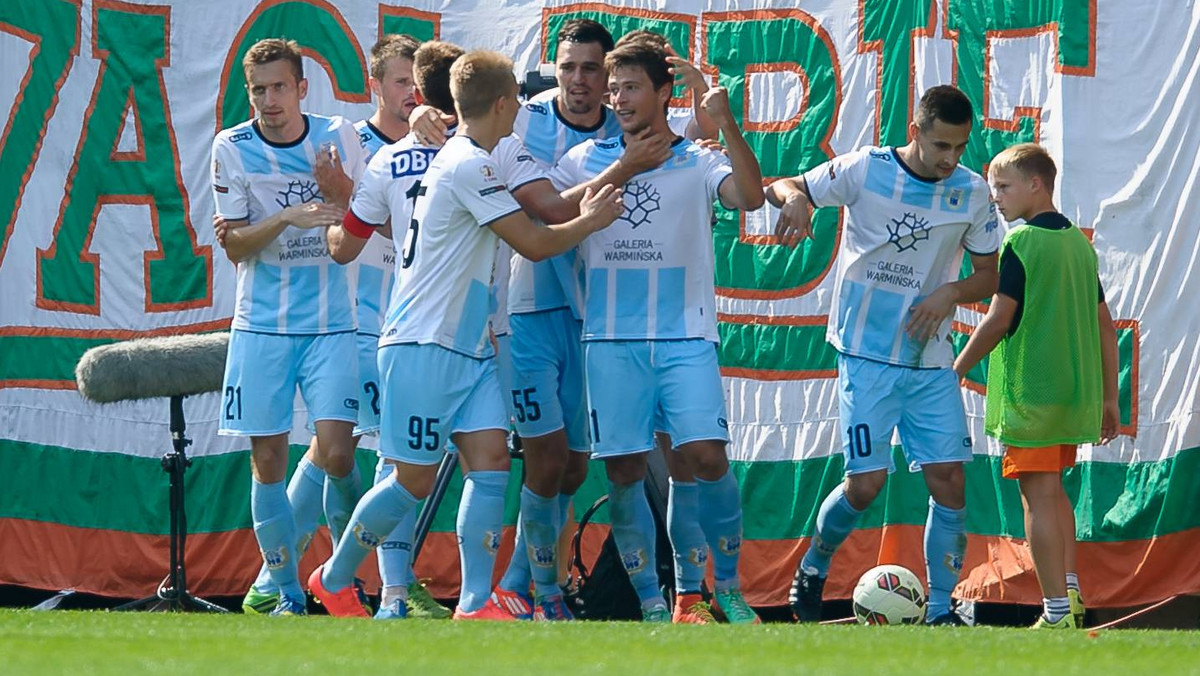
[1002,444,1077,478]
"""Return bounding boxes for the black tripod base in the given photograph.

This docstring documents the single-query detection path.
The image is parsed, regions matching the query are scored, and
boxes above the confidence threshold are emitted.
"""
[114,588,228,613]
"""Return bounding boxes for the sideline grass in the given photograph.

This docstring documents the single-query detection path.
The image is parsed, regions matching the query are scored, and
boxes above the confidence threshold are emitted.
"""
[1,609,1197,676]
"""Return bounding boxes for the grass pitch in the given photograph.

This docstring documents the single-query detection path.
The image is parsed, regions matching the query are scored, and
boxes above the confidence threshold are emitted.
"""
[1,609,1197,676]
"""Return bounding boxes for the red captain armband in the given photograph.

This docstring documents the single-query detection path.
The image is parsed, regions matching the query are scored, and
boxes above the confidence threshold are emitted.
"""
[343,209,377,240]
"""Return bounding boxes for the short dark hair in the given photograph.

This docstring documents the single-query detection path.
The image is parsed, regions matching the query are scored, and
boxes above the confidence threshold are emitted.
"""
[557,18,615,54]
[915,85,973,130]
[604,41,671,91]
[614,29,667,50]
[243,38,303,82]
[413,41,464,115]
[369,34,420,80]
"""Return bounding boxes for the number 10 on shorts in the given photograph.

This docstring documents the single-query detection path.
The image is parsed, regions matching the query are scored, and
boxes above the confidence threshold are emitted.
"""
[847,423,872,459]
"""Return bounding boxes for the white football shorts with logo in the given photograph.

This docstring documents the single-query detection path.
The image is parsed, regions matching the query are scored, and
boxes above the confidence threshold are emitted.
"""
[510,308,590,451]
[584,339,728,458]
[218,329,359,436]
[836,353,972,475]
[377,342,508,465]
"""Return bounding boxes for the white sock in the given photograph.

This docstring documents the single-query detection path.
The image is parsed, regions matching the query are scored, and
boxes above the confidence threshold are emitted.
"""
[381,584,408,607]
[1065,573,1080,591]
[1043,596,1070,622]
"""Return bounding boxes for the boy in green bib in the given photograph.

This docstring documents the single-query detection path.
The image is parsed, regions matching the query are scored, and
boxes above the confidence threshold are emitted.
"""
[954,143,1119,629]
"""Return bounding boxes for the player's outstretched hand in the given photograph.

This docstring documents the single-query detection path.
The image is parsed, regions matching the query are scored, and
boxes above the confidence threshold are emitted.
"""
[213,215,229,248]
[580,184,624,231]
[288,202,345,230]
[410,105,451,147]
[699,87,735,128]
[622,128,673,173]
[1099,398,1120,445]
[905,285,957,343]
[666,51,708,95]
[314,143,352,207]
[773,192,813,247]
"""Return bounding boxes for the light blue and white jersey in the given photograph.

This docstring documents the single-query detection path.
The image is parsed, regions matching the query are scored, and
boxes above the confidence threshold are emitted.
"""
[355,119,398,159]
[489,134,547,336]
[803,146,1000,368]
[352,119,401,337]
[212,113,368,334]
[550,136,733,343]
[365,135,522,358]
[508,88,623,318]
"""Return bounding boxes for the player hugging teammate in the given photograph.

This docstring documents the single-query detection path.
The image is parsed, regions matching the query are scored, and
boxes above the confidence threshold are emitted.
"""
[213,22,1114,629]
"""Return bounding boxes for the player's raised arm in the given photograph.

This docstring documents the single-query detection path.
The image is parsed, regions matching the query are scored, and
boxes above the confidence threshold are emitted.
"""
[511,130,670,224]
[701,87,765,212]
[490,184,623,261]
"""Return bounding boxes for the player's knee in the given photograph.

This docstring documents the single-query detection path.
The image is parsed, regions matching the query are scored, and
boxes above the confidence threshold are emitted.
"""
[924,463,966,508]
[605,454,648,485]
[677,439,729,481]
[844,471,886,509]
[559,453,589,495]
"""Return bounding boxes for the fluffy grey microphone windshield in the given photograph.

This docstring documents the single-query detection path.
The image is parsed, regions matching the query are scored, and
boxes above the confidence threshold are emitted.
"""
[75,332,230,403]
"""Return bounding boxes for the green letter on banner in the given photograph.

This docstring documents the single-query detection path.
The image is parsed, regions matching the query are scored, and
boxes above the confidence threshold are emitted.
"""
[0,0,80,268]
[703,11,840,297]
[37,2,211,313]
[948,0,1095,170]
[861,0,934,147]
[379,7,439,42]
[218,0,368,132]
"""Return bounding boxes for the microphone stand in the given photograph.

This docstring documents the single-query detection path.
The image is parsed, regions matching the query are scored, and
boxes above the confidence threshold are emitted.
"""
[115,395,227,612]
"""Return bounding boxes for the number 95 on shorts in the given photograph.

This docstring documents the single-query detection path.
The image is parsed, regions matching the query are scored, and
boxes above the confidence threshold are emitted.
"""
[376,342,508,465]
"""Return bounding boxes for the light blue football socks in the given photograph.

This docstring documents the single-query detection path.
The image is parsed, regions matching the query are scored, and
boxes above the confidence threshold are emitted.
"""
[456,470,509,612]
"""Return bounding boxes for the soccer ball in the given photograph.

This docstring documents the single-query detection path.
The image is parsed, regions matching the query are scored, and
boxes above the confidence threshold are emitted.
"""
[852,564,926,625]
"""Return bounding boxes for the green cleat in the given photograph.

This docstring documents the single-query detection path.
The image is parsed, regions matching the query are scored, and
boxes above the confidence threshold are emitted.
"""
[406,580,452,619]
[642,602,671,623]
[714,588,761,624]
[1031,613,1077,629]
[241,586,280,615]
[1068,589,1086,628]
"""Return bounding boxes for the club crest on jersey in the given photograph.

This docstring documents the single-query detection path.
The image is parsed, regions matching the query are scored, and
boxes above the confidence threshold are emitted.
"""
[618,181,661,229]
[262,545,289,570]
[621,548,648,574]
[531,544,556,568]
[353,523,381,549]
[886,212,931,252]
[483,530,501,554]
[945,188,965,208]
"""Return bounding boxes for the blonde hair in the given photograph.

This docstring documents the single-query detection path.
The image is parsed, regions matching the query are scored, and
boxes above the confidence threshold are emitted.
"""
[243,38,303,82]
[370,34,420,80]
[990,143,1058,191]
[450,50,516,119]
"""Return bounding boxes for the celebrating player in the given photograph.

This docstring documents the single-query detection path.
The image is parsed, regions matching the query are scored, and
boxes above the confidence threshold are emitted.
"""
[954,143,1119,629]
[548,41,765,623]
[309,49,625,619]
[768,85,1000,625]
[211,38,367,617]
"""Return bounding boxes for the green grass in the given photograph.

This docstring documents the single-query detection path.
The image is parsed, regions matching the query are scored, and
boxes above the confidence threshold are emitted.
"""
[1,610,1197,675]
